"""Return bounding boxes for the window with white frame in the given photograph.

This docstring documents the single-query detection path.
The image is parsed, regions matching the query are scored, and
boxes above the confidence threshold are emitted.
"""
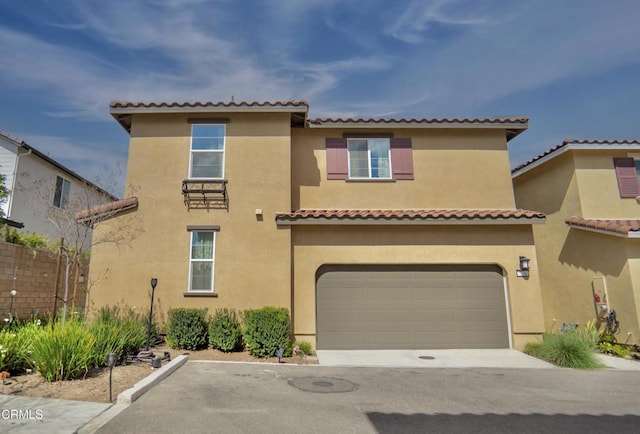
[53,176,70,209]
[190,124,225,179]
[348,138,392,179]
[189,231,215,292]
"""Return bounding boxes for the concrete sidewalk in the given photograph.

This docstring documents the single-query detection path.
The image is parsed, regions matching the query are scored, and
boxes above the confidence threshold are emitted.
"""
[316,349,557,368]
[0,355,187,434]
[0,395,109,433]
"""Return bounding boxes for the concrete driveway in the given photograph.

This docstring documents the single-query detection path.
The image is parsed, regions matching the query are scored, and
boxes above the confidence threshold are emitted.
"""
[315,349,555,368]
[97,361,640,433]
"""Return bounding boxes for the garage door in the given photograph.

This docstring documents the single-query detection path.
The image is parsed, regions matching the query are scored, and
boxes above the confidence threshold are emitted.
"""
[316,265,509,350]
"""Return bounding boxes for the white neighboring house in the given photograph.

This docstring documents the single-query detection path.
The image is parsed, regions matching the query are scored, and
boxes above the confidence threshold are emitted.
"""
[0,131,118,246]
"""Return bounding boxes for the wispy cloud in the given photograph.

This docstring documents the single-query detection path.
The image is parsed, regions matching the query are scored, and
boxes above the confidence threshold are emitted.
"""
[374,1,640,117]
[386,0,488,43]
[0,0,639,139]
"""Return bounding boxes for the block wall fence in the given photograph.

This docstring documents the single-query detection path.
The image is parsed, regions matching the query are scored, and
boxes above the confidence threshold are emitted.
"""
[0,241,88,321]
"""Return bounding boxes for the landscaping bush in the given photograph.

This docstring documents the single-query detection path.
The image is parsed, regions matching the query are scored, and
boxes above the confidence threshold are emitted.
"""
[166,308,208,350]
[90,306,150,367]
[30,321,95,382]
[0,329,31,374]
[292,341,313,357]
[242,307,291,358]
[574,320,599,351]
[208,308,243,352]
[524,331,604,369]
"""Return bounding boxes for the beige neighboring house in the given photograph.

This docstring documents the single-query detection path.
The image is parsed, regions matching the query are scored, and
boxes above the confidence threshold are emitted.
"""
[83,100,547,350]
[0,131,118,246]
[512,139,640,345]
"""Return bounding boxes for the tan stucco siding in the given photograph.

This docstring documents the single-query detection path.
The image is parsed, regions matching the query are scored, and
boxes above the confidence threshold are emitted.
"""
[574,150,640,218]
[291,128,516,209]
[88,112,293,321]
[513,150,640,343]
[626,248,640,344]
[291,225,544,350]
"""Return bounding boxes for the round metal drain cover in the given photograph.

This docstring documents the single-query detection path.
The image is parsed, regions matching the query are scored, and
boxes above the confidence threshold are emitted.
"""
[419,355,435,360]
[288,377,358,393]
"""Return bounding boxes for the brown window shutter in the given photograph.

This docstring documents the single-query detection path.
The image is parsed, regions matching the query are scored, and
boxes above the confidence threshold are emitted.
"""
[390,138,414,180]
[613,157,640,198]
[326,138,348,180]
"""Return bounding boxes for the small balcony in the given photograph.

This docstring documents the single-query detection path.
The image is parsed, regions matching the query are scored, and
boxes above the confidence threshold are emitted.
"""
[182,179,228,210]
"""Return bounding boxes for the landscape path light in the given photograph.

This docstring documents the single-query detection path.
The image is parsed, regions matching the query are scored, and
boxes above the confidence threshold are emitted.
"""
[146,278,158,351]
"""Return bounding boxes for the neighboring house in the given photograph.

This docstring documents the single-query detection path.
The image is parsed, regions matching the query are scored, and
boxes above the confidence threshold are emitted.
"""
[512,139,640,345]
[0,131,118,246]
[83,100,546,350]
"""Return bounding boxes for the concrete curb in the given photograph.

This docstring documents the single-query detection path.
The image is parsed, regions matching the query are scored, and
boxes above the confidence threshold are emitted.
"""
[118,355,189,405]
[76,355,188,433]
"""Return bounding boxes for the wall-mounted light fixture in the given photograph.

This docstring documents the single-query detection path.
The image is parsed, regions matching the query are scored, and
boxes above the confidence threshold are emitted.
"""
[516,256,530,278]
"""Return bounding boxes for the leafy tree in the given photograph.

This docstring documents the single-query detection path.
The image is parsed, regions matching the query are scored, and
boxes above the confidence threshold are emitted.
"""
[17,166,143,324]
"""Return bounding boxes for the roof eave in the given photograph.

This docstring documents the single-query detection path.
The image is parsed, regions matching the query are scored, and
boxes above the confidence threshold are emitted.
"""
[276,217,545,226]
[512,142,640,178]
[566,224,640,238]
[110,103,309,133]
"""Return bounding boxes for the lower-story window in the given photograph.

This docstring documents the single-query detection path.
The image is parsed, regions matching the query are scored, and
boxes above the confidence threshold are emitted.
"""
[189,231,215,292]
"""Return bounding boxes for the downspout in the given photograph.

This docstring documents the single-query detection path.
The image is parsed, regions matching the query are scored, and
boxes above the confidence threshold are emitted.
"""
[7,145,33,218]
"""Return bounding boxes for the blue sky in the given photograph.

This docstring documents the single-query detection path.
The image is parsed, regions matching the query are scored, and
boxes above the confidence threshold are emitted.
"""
[0,0,638,196]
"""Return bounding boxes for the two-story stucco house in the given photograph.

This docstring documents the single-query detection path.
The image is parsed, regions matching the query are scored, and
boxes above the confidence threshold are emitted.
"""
[0,131,118,245]
[513,139,640,345]
[83,100,547,350]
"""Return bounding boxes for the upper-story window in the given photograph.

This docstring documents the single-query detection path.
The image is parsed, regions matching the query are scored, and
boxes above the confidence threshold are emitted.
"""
[53,176,70,209]
[190,124,225,179]
[348,138,392,179]
[326,137,414,180]
[613,157,640,198]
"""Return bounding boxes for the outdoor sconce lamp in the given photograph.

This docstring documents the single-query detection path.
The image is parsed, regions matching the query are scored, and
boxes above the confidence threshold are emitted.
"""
[516,256,530,278]
[79,273,85,284]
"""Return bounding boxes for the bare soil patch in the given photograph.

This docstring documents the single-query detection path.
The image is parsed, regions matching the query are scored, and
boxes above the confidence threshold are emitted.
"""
[0,345,317,403]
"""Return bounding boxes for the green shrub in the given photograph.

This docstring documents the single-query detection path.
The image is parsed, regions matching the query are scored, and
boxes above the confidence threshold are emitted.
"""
[242,307,291,358]
[21,232,52,250]
[574,320,599,351]
[166,308,208,350]
[0,319,44,374]
[31,321,95,382]
[90,306,150,367]
[599,342,630,357]
[292,341,313,356]
[208,308,242,352]
[525,332,604,369]
[2,227,52,250]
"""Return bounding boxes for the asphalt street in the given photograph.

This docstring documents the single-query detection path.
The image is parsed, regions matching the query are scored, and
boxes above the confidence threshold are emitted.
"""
[97,361,640,433]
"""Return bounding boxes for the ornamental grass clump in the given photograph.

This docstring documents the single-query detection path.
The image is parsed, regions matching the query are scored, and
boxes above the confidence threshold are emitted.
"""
[525,331,604,369]
[209,308,243,352]
[30,320,95,382]
[90,306,149,367]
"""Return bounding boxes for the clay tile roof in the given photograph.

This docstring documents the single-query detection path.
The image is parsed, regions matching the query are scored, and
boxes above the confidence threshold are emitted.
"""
[276,209,545,224]
[565,216,640,237]
[512,138,640,175]
[110,100,309,110]
[307,117,528,125]
[75,196,138,223]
